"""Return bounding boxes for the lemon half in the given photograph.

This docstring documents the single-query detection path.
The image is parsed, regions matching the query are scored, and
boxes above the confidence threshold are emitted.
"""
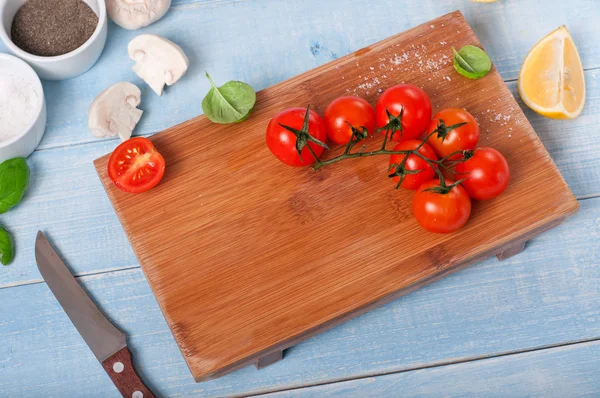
[518,26,585,119]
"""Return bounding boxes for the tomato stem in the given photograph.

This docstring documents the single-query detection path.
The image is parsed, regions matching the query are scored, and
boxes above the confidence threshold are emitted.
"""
[343,122,369,155]
[303,105,467,193]
[423,178,466,194]
[461,149,475,161]
[280,104,329,163]
[312,148,413,170]
[431,119,467,143]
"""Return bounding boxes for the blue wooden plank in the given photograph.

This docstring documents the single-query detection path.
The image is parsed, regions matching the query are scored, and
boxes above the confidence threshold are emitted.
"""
[2,69,598,288]
[259,340,600,398]
[1,1,598,395]
[506,74,600,200]
[1,0,599,150]
[1,196,599,397]
[0,141,138,288]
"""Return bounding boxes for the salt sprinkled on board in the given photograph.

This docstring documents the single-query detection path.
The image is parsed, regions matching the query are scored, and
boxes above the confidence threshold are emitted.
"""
[489,112,514,127]
[351,39,457,93]
[390,52,410,65]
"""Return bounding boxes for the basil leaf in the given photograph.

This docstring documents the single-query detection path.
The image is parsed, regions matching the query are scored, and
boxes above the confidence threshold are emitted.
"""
[0,158,30,214]
[452,45,492,80]
[0,227,14,266]
[202,72,256,124]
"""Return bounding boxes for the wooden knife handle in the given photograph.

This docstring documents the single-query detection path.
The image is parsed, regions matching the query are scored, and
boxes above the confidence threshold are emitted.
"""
[101,346,156,398]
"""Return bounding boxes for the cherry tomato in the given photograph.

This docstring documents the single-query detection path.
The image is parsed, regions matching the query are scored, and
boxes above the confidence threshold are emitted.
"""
[456,147,510,200]
[389,140,438,190]
[412,179,471,233]
[375,84,432,142]
[108,137,166,193]
[426,108,479,160]
[266,107,327,167]
[324,96,375,145]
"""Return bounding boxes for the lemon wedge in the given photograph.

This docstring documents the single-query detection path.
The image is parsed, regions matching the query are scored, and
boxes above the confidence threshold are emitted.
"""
[518,26,585,119]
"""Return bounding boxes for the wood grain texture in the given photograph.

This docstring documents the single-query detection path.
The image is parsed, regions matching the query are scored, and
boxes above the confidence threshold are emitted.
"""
[1,196,599,397]
[1,0,599,396]
[259,340,600,398]
[94,12,578,381]
[3,70,599,290]
[2,0,598,151]
[3,8,600,290]
[101,346,156,398]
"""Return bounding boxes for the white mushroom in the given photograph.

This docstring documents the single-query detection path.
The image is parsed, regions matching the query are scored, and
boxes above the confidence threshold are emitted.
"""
[106,0,171,30]
[88,82,143,141]
[128,34,189,96]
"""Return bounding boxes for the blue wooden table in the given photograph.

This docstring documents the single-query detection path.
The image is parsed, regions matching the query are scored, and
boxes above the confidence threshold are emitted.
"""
[2,0,600,396]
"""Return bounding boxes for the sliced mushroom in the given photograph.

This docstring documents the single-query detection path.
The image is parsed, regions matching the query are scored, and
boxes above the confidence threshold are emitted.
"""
[88,82,143,141]
[128,34,189,96]
[106,0,171,30]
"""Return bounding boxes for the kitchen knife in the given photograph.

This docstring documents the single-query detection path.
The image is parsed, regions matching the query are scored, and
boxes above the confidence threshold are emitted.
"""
[35,231,156,398]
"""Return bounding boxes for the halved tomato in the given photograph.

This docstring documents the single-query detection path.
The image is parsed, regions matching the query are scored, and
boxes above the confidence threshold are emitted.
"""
[108,137,166,193]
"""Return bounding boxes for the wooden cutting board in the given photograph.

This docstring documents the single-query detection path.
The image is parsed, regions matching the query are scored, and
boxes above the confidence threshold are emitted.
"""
[95,11,579,382]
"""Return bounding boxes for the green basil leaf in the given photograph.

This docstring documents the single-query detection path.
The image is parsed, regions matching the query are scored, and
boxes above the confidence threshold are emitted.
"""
[0,227,14,265]
[0,158,30,214]
[201,72,256,124]
[452,45,492,80]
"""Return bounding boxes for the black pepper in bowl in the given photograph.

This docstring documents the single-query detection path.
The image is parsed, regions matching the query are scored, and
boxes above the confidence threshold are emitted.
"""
[11,0,99,57]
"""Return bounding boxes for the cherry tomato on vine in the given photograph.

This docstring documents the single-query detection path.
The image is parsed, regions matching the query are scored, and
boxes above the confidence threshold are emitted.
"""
[426,108,479,160]
[324,96,375,145]
[456,147,510,200]
[108,137,166,193]
[375,84,432,142]
[388,140,438,190]
[412,179,471,233]
[266,107,328,167]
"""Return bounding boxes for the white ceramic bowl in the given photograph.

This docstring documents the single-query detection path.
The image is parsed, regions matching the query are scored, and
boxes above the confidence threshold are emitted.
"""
[0,0,107,80]
[0,53,46,162]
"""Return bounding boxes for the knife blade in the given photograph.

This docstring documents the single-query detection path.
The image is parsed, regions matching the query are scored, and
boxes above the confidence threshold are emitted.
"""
[35,231,156,398]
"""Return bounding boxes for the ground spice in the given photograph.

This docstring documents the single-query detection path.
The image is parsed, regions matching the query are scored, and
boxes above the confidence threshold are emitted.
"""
[11,0,98,57]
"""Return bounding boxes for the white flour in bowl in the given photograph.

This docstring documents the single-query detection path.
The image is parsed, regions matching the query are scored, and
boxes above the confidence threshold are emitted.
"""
[0,74,38,143]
